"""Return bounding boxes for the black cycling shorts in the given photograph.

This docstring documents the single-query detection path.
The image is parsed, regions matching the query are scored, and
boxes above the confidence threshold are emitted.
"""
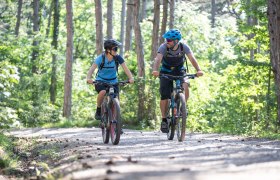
[95,82,119,94]
[159,72,189,100]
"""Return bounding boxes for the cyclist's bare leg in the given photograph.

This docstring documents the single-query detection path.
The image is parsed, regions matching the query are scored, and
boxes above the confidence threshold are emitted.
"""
[97,90,106,107]
[183,82,189,103]
[160,99,169,118]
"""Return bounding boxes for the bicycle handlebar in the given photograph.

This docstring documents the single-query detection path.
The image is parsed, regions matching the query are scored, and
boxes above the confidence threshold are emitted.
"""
[90,80,130,86]
[159,73,197,80]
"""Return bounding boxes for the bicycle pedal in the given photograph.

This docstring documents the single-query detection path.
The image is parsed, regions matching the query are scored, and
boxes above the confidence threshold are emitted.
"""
[99,122,105,129]
[111,120,117,123]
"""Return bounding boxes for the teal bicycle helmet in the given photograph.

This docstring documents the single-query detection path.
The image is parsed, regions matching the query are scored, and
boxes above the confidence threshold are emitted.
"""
[162,29,182,40]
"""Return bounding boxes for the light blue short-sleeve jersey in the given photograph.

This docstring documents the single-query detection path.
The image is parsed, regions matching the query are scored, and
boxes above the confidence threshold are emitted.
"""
[94,54,124,83]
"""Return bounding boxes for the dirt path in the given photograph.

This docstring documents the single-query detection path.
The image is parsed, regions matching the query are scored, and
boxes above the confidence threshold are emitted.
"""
[4,128,280,180]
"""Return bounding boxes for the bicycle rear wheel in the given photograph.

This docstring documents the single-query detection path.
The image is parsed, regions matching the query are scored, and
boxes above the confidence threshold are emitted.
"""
[176,93,187,142]
[101,103,110,144]
[109,98,121,145]
[167,100,175,140]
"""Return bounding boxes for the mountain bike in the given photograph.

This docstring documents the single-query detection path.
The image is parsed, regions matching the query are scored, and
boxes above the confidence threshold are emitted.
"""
[159,73,196,142]
[92,81,129,145]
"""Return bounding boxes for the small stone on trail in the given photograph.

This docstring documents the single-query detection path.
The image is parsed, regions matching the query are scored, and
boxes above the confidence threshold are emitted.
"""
[106,169,119,174]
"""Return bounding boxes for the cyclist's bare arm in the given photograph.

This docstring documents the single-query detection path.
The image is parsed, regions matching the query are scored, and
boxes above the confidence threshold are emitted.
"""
[186,53,204,77]
[152,53,163,77]
[86,63,98,84]
[120,62,134,83]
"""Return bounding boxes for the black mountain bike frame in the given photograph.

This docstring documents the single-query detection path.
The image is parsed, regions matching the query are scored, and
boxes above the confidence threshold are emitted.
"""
[159,73,196,141]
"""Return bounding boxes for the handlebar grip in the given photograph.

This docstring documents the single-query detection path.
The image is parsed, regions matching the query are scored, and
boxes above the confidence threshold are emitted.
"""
[187,74,197,79]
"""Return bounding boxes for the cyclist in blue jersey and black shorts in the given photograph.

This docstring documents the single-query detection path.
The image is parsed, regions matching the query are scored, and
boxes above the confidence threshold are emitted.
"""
[152,29,204,133]
[87,39,134,120]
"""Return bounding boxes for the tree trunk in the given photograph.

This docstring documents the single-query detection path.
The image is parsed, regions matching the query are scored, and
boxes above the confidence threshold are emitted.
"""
[140,0,147,22]
[211,0,216,28]
[50,0,60,104]
[169,0,175,29]
[46,1,54,37]
[266,67,272,127]
[247,0,258,61]
[159,0,168,45]
[15,0,23,36]
[268,0,280,125]
[151,0,160,72]
[246,0,260,121]
[134,0,145,122]
[120,0,126,57]
[63,0,74,118]
[95,0,103,55]
[147,0,160,126]
[107,0,113,39]
[31,0,40,74]
[125,0,134,52]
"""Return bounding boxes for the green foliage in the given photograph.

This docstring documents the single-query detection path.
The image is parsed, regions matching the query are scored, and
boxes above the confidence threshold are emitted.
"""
[175,3,211,61]
[196,63,276,135]
[0,46,20,128]
[0,132,16,169]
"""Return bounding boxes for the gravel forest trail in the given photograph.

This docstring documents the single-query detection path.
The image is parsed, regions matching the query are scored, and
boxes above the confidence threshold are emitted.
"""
[3,127,280,180]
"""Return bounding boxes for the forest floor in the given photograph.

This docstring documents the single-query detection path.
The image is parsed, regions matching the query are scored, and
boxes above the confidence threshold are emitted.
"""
[2,127,280,180]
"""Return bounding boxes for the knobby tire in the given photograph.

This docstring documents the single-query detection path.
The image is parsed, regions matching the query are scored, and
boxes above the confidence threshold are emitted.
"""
[101,102,110,144]
[109,98,121,145]
[176,93,187,142]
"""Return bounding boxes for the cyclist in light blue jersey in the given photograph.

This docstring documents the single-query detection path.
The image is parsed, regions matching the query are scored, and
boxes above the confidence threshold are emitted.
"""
[87,39,134,120]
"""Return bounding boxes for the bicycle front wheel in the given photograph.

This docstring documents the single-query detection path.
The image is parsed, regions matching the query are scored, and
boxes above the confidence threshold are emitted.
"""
[101,103,109,144]
[176,93,187,142]
[109,98,121,145]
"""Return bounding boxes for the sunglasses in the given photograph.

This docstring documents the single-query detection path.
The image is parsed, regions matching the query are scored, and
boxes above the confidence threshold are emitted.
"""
[112,47,118,52]
[166,39,174,42]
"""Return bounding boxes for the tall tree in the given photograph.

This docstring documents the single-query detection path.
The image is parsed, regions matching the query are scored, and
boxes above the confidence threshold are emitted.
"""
[46,1,54,36]
[159,0,168,45]
[147,0,160,125]
[151,0,160,67]
[120,0,126,57]
[31,0,40,73]
[15,0,23,36]
[63,0,74,118]
[125,0,134,52]
[134,0,145,122]
[50,0,60,104]
[95,0,103,55]
[169,0,175,29]
[246,0,260,120]
[268,0,280,125]
[107,0,113,39]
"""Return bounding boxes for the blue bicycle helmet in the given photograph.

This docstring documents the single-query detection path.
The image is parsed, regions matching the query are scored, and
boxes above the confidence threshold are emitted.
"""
[162,29,182,40]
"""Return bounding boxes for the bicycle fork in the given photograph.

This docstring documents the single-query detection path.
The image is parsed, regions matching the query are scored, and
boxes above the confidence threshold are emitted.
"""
[168,95,177,125]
